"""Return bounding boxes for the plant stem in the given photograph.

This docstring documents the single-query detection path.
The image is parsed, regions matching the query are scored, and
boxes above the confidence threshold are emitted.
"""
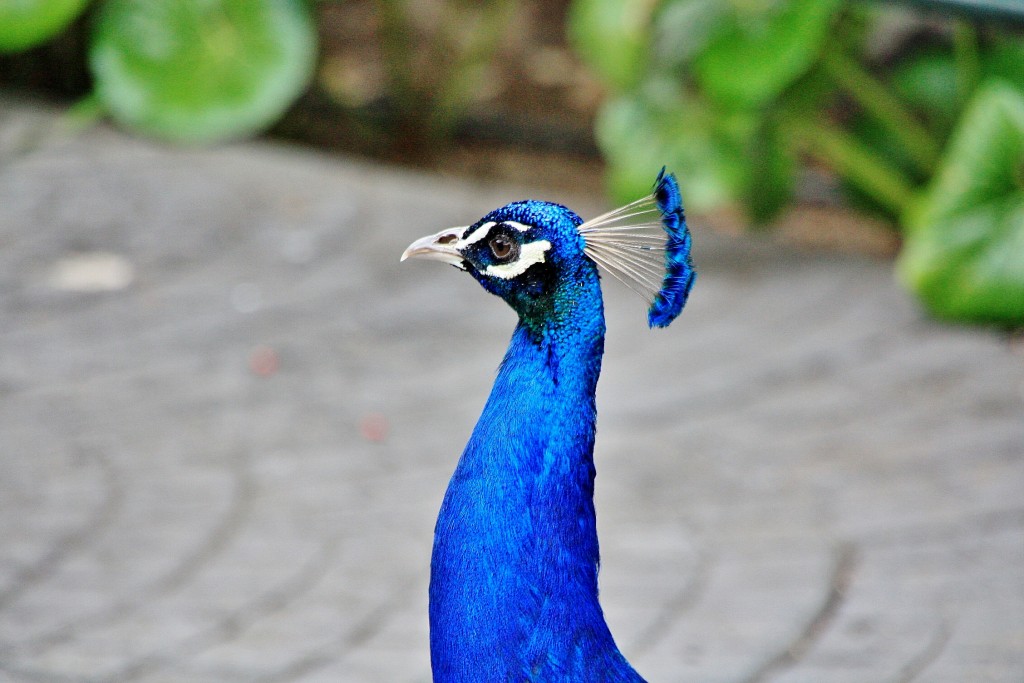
[429,0,516,139]
[62,93,105,134]
[373,0,416,109]
[794,118,916,217]
[953,19,980,110]
[372,0,514,154]
[822,47,941,174]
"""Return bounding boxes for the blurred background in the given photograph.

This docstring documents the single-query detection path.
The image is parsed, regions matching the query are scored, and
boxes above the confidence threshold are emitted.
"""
[1,0,1023,323]
[1,2,1023,682]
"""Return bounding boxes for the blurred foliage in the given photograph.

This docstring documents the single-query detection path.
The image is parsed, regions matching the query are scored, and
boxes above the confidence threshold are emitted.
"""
[0,0,90,52]
[570,0,1024,325]
[369,0,516,156]
[0,0,515,154]
[0,0,317,144]
[899,81,1024,322]
[4,0,1020,324]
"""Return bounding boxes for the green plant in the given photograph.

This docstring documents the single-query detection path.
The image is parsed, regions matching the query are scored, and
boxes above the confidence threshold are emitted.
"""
[325,0,514,159]
[570,0,1024,325]
[0,0,90,52]
[899,81,1024,322]
[0,0,317,144]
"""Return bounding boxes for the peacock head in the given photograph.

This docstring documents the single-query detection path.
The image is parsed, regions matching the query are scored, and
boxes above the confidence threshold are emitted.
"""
[401,199,589,322]
[402,169,696,329]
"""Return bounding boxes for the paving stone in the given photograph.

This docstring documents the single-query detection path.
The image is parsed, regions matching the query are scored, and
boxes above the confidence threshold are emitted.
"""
[0,97,1021,682]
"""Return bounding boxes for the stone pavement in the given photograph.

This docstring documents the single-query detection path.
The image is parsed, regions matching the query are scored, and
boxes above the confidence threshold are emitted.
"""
[0,98,1021,683]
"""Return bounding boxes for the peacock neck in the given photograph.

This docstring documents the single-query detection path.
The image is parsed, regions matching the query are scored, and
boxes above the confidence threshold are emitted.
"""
[430,275,643,681]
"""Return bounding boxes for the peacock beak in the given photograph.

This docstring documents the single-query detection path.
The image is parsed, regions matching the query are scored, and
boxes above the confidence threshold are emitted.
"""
[400,227,467,268]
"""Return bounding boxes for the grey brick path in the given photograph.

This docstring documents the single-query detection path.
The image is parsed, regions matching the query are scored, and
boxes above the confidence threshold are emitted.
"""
[0,98,1021,682]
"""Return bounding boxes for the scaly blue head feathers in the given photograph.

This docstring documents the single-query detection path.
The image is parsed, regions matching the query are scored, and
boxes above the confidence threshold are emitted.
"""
[462,201,588,328]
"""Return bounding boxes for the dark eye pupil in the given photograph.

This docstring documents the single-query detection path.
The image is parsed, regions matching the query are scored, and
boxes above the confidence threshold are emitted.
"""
[490,237,512,260]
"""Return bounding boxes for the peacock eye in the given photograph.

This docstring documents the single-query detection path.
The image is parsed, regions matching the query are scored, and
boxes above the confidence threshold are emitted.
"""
[489,235,516,262]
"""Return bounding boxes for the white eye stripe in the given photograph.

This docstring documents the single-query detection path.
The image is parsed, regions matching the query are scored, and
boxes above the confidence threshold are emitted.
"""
[483,240,552,279]
[457,222,496,248]
[455,220,533,250]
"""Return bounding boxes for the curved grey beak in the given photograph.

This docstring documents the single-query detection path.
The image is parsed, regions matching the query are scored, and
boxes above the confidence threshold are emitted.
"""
[400,227,467,268]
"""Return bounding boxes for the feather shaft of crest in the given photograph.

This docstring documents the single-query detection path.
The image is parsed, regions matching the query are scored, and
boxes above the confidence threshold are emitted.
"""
[591,238,665,249]
[585,251,660,301]
[584,226,666,234]
[584,244,660,287]
[579,168,695,328]
[590,227,662,241]
[586,242,659,274]
[580,195,655,227]
[594,247,665,279]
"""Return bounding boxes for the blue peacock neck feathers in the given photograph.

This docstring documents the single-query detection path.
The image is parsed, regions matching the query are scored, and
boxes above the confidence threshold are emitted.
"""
[402,169,693,682]
[430,272,638,681]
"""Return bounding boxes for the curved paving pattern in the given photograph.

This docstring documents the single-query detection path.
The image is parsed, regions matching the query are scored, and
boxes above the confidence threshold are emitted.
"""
[0,99,1022,682]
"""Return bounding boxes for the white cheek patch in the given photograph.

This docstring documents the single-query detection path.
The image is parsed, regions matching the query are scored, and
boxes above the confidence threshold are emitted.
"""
[484,240,552,280]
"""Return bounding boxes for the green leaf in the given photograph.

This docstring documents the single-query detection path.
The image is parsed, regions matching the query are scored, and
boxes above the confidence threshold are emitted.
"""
[89,0,317,144]
[692,0,842,110]
[890,38,1024,142]
[650,0,727,73]
[843,114,920,221]
[983,38,1024,92]
[742,113,796,224]
[568,0,656,91]
[891,50,960,139]
[596,88,744,210]
[0,0,90,53]
[898,80,1024,324]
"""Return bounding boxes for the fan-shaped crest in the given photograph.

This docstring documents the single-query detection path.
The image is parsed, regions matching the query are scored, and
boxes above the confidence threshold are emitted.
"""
[578,168,695,328]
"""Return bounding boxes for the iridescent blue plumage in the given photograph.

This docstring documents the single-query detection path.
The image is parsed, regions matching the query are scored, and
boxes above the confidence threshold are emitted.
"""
[401,170,694,682]
[649,168,695,328]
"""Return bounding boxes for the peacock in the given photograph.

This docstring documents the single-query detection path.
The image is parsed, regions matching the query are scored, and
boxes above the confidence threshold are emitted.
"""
[401,168,695,682]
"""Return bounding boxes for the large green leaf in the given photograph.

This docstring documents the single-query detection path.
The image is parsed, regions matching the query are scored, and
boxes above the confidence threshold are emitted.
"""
[596,81,802,222]
[983,38,1024,92]
[742,113,796,224]
[568,0,656,91]
[898,81,1024,324]
[692,0,842,110]
[89,0,317,144]
[596,86,745,210]
[650,0,727,73]
[891,49,960,139]
[0,0,90,52]
[890,38,1024,141]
